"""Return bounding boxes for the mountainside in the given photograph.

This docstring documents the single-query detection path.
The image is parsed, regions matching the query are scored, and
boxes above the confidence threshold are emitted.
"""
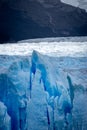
[0,0,87,43]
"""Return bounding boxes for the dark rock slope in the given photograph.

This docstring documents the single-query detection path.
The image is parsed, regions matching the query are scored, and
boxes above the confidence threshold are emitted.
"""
[0,0,87,43]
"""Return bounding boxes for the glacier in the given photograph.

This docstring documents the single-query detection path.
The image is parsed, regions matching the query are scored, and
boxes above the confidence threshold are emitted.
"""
[0,40,87,130]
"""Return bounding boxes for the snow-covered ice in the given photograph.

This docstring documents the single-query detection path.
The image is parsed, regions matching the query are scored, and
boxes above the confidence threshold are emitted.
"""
[0,41,87,57]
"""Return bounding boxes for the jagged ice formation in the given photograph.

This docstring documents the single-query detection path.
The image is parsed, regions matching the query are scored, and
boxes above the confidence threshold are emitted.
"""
[0,51,87,130]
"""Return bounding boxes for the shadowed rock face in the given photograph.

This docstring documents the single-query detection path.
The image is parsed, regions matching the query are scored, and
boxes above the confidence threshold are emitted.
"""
[0,0,87,43]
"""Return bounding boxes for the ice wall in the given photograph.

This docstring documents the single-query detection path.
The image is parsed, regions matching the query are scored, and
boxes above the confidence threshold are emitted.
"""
[0,57,30,130]
[0,51,87,130]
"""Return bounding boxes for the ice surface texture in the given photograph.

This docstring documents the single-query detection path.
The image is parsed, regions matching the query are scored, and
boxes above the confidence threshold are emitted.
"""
[0,101,11,130]
[0,51,87,130]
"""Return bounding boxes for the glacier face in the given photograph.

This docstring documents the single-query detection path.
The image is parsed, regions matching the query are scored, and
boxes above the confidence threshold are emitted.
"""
[0,49,87,130]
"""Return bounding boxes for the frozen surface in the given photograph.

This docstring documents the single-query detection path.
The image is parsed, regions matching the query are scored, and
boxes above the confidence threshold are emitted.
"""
[0,37,87,57]
[0,37,87,130]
